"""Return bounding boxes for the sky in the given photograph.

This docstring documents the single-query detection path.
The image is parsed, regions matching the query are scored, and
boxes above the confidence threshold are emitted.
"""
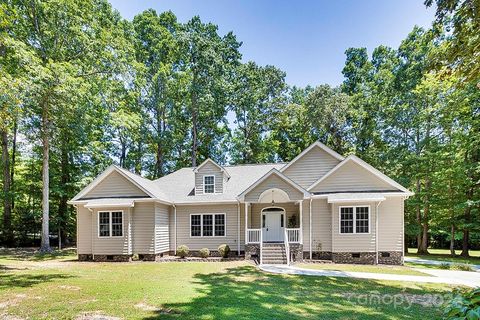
[109,0,436,88]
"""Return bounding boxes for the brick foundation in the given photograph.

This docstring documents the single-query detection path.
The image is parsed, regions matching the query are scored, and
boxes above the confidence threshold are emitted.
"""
[303,251,333,260]
[289,244,304,262]
[78,254,93,261]
[139,254,165,261]
[378,251,403,265]
[92,254,132,262]
[332,252,376,265]
[245,244,260,260]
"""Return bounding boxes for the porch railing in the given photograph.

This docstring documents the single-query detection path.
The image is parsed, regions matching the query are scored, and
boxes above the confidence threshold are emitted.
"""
[247,228,261,244]
[284,228,291,265]
[285,228,301,243]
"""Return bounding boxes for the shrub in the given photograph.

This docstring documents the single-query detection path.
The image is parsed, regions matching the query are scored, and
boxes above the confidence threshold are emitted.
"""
[452,264,474,272]
[443,288,480,319]
[199,248,210,258]
[177,245,189,258]
[218,244,230,258]
[439,262,451,270]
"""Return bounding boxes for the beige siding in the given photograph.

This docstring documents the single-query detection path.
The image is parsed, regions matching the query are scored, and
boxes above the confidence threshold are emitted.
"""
[76,205,92,254]
[244,174,303,202]
[91,207,130,255]
[303,199,332,252]
[195,162,224,195]
[332,202,377,252]
[175,204,241,251]
[310,161,396,193]
[283,145,340,189]
[378,197,403,252]
[84,171,148,199]
[249,203,299,229]
[132,202,155,254]
[155,203,170,253]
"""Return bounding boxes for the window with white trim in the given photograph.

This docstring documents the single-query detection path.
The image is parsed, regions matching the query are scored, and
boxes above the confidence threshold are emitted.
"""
[203,175,215,193]
[190,213,225,237]
[339,206,369,234]
[98,211,123,237]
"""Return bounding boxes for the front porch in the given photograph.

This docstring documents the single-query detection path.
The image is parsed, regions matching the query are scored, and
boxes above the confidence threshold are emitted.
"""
[243,198,304,265]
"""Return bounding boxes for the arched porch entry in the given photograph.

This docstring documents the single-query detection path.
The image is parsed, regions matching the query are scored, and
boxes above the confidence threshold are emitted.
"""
[244,186,303,246]
[261,207,286,242]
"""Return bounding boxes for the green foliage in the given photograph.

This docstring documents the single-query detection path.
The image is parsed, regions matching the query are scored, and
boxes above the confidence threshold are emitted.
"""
[443,288,480,319]
[177,245,189,258]
[199,248,210,258]
[218,244,230,258]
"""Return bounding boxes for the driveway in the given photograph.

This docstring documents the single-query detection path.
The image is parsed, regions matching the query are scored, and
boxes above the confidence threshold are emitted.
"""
[404,256,480,272]
[260,264,480,288]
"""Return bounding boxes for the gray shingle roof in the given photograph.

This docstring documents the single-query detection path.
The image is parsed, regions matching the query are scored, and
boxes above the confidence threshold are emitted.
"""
[153,163,285,203]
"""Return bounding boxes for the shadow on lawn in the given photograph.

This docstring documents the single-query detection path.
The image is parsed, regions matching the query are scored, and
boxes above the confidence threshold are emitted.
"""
[0,247,76,262]
[0,272,74,289]
[144,265,443,320]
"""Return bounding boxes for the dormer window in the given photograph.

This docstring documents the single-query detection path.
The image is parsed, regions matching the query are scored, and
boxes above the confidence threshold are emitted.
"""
[203,175,215,194]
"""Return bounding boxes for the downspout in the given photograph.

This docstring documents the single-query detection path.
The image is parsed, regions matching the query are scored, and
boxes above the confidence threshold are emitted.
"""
[375,201,381,265]
[173,204,177,255]
[87,207,94,260]
[237,200,241,256]
[309,198,312,260]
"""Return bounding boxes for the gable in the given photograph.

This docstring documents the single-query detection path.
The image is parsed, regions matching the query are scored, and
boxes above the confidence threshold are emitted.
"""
[81,170,149,199]
[195,161,224,194]
[244,173,304,202]
[282,145,341,189]
[309,160,400,193]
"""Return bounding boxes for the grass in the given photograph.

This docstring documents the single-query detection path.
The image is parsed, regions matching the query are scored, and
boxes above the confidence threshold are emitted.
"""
[0,248,461,319]
[407,248,480,265]
[295,263,431,276]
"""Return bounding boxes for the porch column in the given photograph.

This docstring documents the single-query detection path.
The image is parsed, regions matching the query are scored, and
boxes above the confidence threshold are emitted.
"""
[244,202,249,244]
[299,200,303,244]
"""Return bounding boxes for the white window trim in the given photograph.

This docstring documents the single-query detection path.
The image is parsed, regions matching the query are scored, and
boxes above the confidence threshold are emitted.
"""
[338,205,371,235]
[97,210,124,238]
[189,213,226,238]
[203,175,215,194]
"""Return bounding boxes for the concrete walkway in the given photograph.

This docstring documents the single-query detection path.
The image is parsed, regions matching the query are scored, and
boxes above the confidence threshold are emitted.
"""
[404,256,480,272]
[259,264,480,288]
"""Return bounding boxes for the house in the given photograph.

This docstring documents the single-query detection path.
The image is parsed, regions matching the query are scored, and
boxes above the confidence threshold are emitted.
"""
[69,141,413,265]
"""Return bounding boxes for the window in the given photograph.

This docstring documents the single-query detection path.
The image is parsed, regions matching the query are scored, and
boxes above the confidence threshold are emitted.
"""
[203,175,215,193]
[98,211,123,237]
[190,213,226,237]
[339,206,370,234]
[215,214,225,236]
[340,207,354,234]
[355,206,369,233]
[99,212,110,237]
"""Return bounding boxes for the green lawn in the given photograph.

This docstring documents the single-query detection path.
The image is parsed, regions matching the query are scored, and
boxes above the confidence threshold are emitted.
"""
[0,249,460,319]
[407,248,480,265]
[295,263,431,276]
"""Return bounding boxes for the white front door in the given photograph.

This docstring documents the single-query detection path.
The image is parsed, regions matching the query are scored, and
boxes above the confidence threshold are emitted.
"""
[262,212,284,242]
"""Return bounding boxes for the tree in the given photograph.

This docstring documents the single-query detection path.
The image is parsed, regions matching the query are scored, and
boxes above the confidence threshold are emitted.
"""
[177,16,241,166]
[12,0,133,252]
[229,62,286,164]
[425,0,480,83]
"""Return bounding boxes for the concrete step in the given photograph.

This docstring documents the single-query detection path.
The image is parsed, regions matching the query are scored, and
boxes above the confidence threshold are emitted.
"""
[262,259,287,264]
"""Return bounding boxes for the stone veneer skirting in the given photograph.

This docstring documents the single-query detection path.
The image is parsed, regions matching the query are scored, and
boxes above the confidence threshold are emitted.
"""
[378,251,403,265]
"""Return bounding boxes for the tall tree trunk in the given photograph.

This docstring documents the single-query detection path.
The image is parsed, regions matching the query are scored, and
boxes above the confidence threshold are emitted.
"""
[415,179,423,251]
[191,89,198,167]
[58,139,69,248]
[461,189,472,257]
[450,224,456,256]
[418,177,430,255]
[1,129,13,245]
[40,104,51,252]
[10,119,17,210]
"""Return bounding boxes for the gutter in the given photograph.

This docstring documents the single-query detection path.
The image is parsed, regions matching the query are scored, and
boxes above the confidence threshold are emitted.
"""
[375,201,381,265]
[173,203,177,255]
